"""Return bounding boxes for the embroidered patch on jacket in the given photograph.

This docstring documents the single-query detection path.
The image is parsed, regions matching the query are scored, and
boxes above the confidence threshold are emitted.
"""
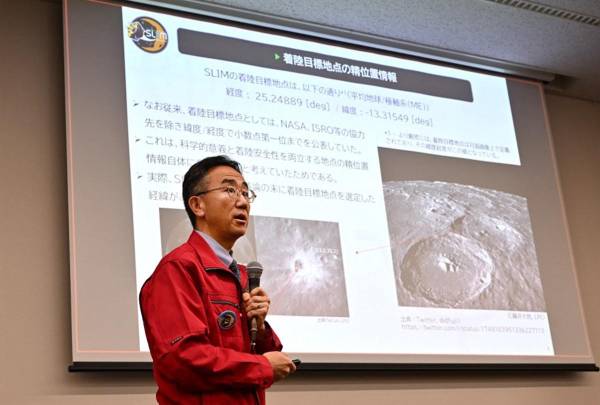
[217,310,237,330]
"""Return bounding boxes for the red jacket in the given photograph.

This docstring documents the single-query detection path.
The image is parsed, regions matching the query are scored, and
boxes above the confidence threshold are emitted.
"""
[140,231,282,404]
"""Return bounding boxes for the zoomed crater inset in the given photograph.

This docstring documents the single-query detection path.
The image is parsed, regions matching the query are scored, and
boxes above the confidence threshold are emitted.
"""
[384,181,546,311]
[256,217,349,317]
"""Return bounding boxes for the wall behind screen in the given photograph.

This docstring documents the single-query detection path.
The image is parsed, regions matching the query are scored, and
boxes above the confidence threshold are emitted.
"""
[2,1,599,404]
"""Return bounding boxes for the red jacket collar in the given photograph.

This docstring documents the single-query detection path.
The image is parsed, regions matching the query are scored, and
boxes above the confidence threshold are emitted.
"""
[186,231,247,278]
[187,231,228,270]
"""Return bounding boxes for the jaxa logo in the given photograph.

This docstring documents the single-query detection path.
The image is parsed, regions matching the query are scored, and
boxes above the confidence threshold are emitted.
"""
[217,310,237,330]
[127,17,168,53]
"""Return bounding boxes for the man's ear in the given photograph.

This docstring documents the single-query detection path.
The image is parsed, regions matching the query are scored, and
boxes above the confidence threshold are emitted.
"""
[188,195,205,219]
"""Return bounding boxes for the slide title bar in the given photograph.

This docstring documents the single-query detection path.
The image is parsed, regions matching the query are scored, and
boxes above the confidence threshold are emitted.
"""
[178,29,473,102]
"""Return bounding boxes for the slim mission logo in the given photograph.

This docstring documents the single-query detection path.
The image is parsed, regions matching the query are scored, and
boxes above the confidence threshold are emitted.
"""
[127,17,168,53]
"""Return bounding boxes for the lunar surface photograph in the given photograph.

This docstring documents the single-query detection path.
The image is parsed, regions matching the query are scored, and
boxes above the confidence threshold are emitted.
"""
[159,209,349,316]
[254,216,349,317]
[384,180,546,311]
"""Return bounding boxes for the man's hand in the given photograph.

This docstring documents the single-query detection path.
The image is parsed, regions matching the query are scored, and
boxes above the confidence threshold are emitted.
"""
[263,351,296,381]
[243,287,271,333]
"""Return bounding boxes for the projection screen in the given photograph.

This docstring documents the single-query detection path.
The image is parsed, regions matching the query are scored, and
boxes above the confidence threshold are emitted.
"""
[64,0,597,370]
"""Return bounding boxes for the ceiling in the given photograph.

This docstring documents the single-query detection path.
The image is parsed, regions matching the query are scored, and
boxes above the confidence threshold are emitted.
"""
[143,0,600,102]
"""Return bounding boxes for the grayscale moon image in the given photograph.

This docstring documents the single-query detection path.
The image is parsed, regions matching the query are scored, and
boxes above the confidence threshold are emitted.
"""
[255,217,349,317]
[158,210,349,317]
[384,180,546,311]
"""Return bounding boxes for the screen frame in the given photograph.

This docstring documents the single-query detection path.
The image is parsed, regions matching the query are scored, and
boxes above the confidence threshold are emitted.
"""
[69,361,599,372]
[64,0,598,372]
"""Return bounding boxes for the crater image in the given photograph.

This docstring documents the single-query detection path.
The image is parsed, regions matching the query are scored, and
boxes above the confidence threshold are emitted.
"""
[159,210,349,317]
[384,180,546,311]
[253,217,349,317]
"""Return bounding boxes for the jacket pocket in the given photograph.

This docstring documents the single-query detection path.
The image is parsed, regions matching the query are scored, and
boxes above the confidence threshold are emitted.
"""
[209,294,244,345]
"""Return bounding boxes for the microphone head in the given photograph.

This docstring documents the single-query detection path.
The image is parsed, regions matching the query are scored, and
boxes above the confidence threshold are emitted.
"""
[246,261,263,278]
[246,261,263,290]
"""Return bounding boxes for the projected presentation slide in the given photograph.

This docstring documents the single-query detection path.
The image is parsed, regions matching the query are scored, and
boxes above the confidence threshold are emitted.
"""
[121,7,553,356]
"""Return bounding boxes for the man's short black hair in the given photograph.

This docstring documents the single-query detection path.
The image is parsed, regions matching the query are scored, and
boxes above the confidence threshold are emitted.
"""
[182,155,243,227]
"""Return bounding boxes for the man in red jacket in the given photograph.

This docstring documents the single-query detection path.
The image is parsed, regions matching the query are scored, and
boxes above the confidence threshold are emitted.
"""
[140,155,296,404]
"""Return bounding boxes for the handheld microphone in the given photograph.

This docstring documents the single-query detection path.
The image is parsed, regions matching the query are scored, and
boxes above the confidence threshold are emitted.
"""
[246,261,263,353]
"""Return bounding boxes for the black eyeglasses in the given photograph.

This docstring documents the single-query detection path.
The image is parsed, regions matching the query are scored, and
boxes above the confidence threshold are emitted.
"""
[195,185,257,203]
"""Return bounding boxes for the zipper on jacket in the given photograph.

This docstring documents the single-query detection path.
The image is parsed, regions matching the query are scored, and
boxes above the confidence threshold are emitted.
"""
[210,299,240,309]
[205,266,252,352]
